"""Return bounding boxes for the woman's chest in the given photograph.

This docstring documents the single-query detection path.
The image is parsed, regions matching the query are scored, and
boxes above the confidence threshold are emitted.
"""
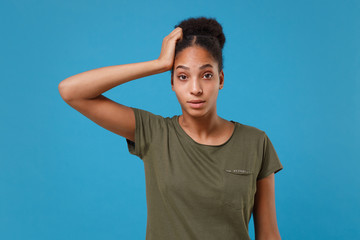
[147,144,260,210]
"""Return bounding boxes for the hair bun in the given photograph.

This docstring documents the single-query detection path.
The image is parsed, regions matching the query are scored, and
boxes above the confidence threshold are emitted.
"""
[174,17,225,49]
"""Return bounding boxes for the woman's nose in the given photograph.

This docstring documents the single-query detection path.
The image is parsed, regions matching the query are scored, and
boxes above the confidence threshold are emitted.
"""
[190,79,203,95]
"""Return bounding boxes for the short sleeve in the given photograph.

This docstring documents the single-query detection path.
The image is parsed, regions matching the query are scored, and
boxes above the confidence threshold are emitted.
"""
[257,132,284,180]
[125,107,164,160]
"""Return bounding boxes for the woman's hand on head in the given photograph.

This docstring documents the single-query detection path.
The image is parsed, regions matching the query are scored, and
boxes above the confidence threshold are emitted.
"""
[157,27,183,72]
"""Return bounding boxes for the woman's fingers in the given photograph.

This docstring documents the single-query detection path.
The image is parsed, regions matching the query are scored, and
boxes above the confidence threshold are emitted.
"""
[168,27,182,38]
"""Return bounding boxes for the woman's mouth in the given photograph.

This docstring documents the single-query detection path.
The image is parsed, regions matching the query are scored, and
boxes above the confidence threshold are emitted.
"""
[187,101,205,108]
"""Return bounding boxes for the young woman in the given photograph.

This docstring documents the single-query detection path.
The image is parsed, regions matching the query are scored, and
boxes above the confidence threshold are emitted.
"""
[59,16,283,240]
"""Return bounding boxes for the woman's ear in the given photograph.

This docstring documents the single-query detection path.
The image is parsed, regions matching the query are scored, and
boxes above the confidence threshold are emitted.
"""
[219,70,224,89]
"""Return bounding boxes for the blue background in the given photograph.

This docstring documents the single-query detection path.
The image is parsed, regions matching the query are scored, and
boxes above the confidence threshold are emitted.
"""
[1,0,359,239]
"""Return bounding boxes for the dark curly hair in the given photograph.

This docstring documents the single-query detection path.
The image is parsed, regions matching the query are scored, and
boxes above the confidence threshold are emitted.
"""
[171,16,226,78]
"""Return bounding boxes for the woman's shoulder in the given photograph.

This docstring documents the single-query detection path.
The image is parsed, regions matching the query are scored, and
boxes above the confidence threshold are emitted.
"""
[233,120,266,138]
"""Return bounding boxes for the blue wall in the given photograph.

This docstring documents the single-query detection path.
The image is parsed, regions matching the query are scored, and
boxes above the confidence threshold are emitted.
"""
[1,0,359,239]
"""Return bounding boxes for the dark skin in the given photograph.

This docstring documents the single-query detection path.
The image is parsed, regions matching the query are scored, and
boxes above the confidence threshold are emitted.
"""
[171,45,234,146]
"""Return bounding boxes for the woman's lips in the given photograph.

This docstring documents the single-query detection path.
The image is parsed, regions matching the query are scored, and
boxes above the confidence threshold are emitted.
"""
[187,101,205,108]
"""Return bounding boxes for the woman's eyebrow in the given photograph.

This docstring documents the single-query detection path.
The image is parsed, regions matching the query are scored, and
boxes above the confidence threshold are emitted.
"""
[175,64,213,70]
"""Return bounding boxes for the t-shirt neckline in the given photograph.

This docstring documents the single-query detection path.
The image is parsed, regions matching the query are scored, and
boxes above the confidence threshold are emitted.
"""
[173,115,238,148]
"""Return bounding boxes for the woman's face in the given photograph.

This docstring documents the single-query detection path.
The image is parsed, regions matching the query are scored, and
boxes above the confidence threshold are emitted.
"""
[171,46,224,117]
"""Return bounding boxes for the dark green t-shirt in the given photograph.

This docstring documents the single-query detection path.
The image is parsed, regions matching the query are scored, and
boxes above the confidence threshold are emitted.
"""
[125,107,283,240]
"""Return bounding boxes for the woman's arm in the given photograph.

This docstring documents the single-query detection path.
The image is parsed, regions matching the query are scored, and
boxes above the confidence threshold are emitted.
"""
[58,27,183,141]
[58,60,165,101]
[253,173,282,240]
[58,27,183,101]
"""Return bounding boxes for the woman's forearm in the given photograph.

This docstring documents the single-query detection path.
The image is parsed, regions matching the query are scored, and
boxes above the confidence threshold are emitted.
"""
[58,59,167,101]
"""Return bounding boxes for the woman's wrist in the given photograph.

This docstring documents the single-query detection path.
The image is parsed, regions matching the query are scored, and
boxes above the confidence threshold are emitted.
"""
[155,59,172,73]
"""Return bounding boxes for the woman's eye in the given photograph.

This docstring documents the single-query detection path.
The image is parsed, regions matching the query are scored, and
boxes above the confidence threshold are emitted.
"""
[178,75,187,80]
[204,73,213,79]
